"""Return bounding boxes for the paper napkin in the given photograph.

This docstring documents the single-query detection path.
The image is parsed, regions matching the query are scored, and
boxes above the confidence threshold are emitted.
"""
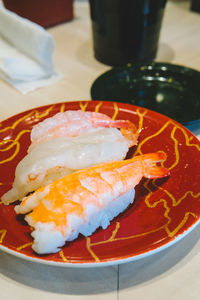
[0,3,62,93]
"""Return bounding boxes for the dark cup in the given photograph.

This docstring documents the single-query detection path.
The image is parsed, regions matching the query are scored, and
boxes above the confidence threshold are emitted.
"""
[190,0,200,13]
[89,0,167,66]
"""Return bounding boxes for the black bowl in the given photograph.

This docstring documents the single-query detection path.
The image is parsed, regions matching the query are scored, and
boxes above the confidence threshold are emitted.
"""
[91,62,200,127]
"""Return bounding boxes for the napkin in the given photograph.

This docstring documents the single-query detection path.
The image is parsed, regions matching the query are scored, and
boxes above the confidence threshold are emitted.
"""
[0,3,62,93]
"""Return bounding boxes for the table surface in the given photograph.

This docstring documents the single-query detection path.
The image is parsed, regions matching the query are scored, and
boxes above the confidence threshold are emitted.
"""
[0,1,200,299]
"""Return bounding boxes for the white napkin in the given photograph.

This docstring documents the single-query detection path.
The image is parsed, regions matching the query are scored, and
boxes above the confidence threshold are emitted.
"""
[0,3,62,93]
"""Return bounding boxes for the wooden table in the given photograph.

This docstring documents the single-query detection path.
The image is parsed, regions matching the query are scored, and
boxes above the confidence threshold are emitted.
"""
[0,1,199,299]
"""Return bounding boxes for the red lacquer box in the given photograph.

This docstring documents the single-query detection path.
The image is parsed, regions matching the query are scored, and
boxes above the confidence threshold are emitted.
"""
[3,0,74,27]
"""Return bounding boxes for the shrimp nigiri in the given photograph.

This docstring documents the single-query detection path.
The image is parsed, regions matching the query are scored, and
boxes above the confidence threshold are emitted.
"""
[2,110,138,204]
[15,151,169,254]
[29,110,138,150]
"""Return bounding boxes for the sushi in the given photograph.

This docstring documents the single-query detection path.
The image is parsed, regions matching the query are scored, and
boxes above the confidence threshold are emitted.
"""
[15,151,169,254]
[29,110,138,150]
[1,110,138,204]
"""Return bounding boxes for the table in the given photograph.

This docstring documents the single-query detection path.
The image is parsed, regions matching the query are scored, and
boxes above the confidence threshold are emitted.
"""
[0,1,199,299]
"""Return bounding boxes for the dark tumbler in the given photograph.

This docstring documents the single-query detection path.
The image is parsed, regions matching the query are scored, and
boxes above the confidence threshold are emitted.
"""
[190,0,200,13]
[89,0,167,66]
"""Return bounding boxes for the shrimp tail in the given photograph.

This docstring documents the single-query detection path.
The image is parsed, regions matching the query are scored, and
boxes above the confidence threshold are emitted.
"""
[144,166,170,179]
[140,151,170,179]
[92,119,139,147]
[116,120,139,147]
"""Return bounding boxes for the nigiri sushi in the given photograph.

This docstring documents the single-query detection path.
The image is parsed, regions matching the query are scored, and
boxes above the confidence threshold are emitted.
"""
[2,110,138,204]
[15,151,169,254]
[29,110,138,151]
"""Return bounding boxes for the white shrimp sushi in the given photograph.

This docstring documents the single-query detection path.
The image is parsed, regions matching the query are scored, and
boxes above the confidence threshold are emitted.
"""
[2,110,138,204]
[15,151,169,254]
[29,110,137,151]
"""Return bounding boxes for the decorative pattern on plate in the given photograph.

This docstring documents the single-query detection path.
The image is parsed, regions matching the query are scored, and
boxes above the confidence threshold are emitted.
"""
[0,101,199,266]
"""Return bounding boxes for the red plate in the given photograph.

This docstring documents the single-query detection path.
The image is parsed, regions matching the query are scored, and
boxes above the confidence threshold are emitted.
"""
[0,101,199,267]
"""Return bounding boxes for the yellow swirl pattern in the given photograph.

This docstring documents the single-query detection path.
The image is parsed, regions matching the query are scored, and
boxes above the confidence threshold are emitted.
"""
[59,249,68,262]
[136,120,200,158]
[79,101,89,112]
[86,223,121,262]
[94,101,103,112]
[34,105,55,120]
[0,130,30,165]
[86,237,100,262]
[0,106,56,166]
[166,212,198,238]
[17,242,32,251]
[144,180,199,237]
[88,222,166,250]
[0,229,7,243]
[0,112,33,133]
[107,222,120,241]
[60,103,66,113]
[112,102,119,120]
[0,106,55,134]
[136,108,148,136]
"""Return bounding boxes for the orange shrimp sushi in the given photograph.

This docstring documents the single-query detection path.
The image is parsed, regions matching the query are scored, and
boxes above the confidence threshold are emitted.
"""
[15,151,169,254]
